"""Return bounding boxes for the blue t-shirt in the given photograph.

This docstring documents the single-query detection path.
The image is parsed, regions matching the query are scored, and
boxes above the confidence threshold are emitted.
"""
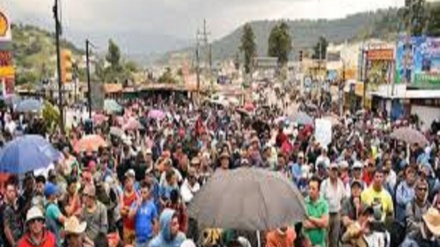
[131,200,158,243]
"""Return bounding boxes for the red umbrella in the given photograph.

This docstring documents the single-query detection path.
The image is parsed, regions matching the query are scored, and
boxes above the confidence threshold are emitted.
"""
[74,135,108,153]
[93,114,107,125]
[123,118,144,131]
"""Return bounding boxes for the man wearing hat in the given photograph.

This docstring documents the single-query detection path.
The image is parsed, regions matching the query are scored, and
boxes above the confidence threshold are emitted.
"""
[342,180,368,230]
[320,162,346,247]
[218,152,230,170]
[63,216,88,247]
[400,207,440,247]
[17,207,56,247]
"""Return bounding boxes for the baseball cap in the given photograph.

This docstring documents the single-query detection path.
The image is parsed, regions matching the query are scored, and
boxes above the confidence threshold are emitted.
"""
[125,169,136,178]
[352,161,364,169]
[339,161,349,169]
[351,180,363,188]
[329,162,339,169]
[298,152,304,158]
[44,182,59,197]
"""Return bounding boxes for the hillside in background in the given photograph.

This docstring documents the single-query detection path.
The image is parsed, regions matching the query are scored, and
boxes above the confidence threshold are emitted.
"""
[11,23,85,85]
[157,8,400,64]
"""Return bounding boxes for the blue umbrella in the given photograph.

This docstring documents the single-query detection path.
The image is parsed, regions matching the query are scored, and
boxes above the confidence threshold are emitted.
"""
[15,99,42,113]
[0,135,61,174]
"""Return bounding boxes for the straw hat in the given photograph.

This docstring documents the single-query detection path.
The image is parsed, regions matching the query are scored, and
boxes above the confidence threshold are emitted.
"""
[64,216,87,235]
[423,207,440,236]
[26,206,45,223]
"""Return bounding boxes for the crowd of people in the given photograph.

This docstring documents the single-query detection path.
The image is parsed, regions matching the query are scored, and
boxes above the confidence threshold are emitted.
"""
[0,89,439,247]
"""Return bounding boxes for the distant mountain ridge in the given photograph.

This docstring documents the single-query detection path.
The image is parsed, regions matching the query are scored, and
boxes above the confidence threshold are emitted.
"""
[156,8,400,64]
[11,23,85,85]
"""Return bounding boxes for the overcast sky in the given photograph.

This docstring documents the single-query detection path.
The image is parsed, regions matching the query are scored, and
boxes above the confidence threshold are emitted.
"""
[2,0,404,54]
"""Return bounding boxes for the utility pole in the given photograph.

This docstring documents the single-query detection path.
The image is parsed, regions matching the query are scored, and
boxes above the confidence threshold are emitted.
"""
[197,19,211,91]
[195,33,200,104]
[209,43,213,89]
[86,39,92,119]
[53,0,64,134]
[339,61,345,117]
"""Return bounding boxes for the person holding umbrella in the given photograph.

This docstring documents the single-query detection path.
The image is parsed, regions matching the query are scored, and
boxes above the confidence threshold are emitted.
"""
[17,206,56,247]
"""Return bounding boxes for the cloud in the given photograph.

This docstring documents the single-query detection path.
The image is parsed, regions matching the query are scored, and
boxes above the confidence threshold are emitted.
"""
[2,0,403,54]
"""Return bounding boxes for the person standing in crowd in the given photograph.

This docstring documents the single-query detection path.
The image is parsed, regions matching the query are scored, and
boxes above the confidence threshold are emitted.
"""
[17,207,56,247]
[32,175,46,212]
[3,180,23,247]
[341,206,374,247]
[165,189,188,234]
[265,226,296,247]
[63,216,89,247]
[121,169,139,245]
[291,152,306,184]
[129,181,158,247]
[148,208,186,247]
[362,160,376,187]
[395,166,417,227]
[406,179,431,235]
[320,162,346,247]
[315,147,330,170]
[304,176,329,247]
[361,167,394,222]
[342,180,367,230]
[81,185,108,242]
[64,177,82,217]
[180,167,200,204]
[18,175,35,222]
[44,182,66,247]
[400,207,440,247]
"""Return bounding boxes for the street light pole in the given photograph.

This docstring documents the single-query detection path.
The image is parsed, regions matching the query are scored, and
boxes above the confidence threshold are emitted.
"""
[86,39,92,119]
[53,0,64,134]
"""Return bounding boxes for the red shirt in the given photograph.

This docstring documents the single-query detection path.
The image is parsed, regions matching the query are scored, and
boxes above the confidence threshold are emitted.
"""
[17,231,56,247]
[122,191,138,230]
[363,172,373,186]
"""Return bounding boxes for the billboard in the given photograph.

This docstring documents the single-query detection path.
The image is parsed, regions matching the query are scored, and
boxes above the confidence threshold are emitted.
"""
[396,36,440,88]
[0,10,13,97]
[366,49,394,61]
[0,11,11,42]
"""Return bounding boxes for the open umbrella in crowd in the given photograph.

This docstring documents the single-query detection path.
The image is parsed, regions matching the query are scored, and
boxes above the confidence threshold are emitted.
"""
[0,89,440,247]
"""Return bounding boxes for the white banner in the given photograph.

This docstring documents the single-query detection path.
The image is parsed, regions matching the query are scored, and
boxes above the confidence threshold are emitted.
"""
[314,118,332,147]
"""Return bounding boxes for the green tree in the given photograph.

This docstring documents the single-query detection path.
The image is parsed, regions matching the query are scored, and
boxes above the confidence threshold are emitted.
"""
[403,0,428,36]
[312,36,328,60]
[106,39,121,71]
[426,2,440,36]
[240,23,257,74]
[158,67,176,83]
[124,60,139,73]
[268,22,292,66]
